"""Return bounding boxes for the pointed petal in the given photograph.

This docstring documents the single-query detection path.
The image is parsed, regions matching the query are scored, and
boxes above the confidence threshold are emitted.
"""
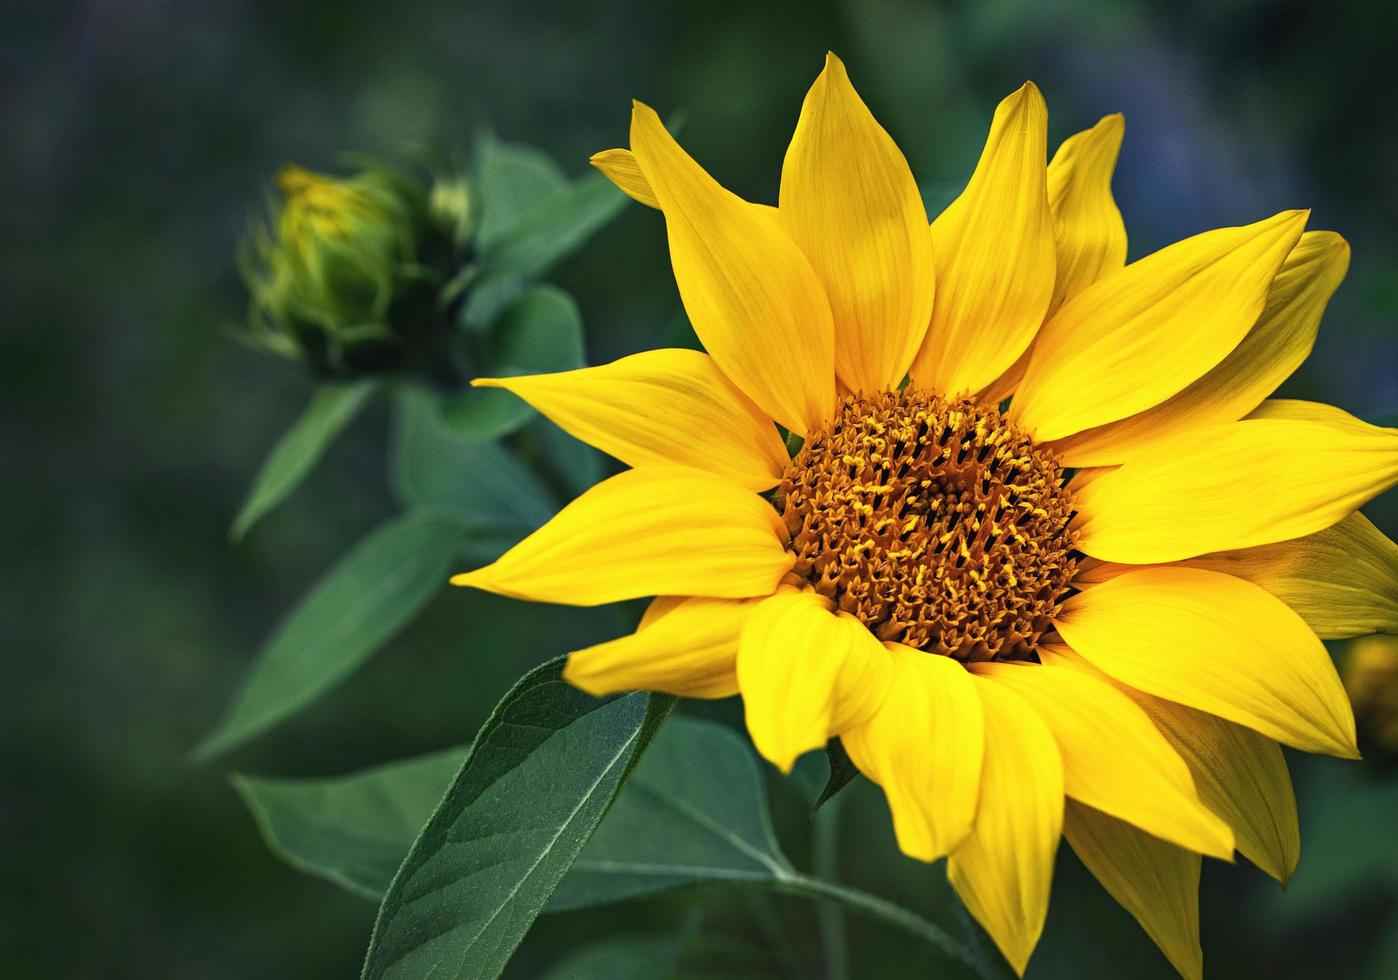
[474,349,789,492]
[1054,567,1358,757]
[1044,644,1301,886]
[779,52,935,393]
[1050,231,1350,466]
[451,465,793,605]
[1011,210,1309,441]
[564,595,757,699]
[737,590,893,772]
[1063,801,1203,980]
[973,660,1233,858]
[1175,510,1398,640]
[843,644,984,862]
[948,677,1063,977]
[1072,414,1398,563]
[1046,113,1127,313]
[630,102,835,435]
[589,147,659,208]
[909,83,1055,398]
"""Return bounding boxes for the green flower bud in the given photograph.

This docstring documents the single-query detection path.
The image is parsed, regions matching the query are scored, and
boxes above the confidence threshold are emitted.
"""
[428,171,474,248]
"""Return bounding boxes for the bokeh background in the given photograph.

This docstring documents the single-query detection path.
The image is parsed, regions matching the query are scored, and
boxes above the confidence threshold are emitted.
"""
[5,0,1397,976]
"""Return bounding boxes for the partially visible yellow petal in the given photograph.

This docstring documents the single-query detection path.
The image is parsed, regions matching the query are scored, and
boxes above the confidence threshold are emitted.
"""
[909,83,1055,399]
[779,53,935,393]
[843,643,983,862]
[1063,801,1203,980]
[1174,511,1398,640]
[737,590,892,773]
[1246,396,1370,424]
[451,465,793,605]
[1046,113,1127,313]
[589,148,659,208]
[1055,567,1358,758]
[1044,643,1301,886]
[1010,210,1308,441]
[948,677,1063,977]
[564,595,757,699]
[474,349,789,492]
[973,660,1233,858]
[1072,416,1398,563]
[630,102,835,435]
[1050,231,1350,466]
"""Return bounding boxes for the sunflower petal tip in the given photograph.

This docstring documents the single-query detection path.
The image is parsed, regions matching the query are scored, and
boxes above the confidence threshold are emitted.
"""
[469,376,504,389]
[448,569,485,588]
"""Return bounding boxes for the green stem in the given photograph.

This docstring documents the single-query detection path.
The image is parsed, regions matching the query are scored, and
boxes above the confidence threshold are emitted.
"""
[811,799,849,980]
[771,869,982,975]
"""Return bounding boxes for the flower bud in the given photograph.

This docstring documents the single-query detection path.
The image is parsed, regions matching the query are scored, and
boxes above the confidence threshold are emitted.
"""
[1344,634,1398,753]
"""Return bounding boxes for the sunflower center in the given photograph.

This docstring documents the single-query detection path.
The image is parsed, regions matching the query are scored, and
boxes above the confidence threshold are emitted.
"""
[775,388,1078,662]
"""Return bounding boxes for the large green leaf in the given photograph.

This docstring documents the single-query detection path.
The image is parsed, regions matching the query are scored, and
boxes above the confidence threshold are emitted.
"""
[361,659,675,980]
[473,135,567,251]
[438,286,586,441]
[548,717,791,911]
[462,172,627,328]
[230,380,376,540]
[536,934,684,980]
[233,748,466,900]
[391,384,557,536]
[194,510,471,761]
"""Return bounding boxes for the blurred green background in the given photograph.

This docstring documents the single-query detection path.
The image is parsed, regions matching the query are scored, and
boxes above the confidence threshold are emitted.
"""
[5,0,1396,976]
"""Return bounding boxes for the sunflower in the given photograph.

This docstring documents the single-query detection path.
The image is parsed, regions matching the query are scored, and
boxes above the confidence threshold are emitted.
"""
[452,53,1398,977]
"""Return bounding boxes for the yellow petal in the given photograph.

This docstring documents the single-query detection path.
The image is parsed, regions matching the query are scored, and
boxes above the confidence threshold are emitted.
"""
[1044,643,1301,886]
[909,83,1055,399]
[842,644,983,862]
[1054,567,1358,757]
[1175,510,1398,640]
[778,52,935,393]
[474,349,789,492]
[564,595,757,699]
[737,590,892,772]
[589,148,659,208]
[630,102,835,435]
[451,465,793,605]
[1049,231,1350,466]
[1072,415,1398,563]
[1063,801,1203,980]
[1010,209,1308,441]
[973,660,1233,858]
[1246,396,1369,424]
[1046,113,1127,313]
[947,677,1063,977]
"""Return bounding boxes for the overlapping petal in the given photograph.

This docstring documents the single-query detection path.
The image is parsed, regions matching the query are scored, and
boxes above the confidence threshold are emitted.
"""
[1054,567,1358,757]
[564,595,758,699]
[737,589,893,772]
[1063,801,1203,980]
[451,465,792,605]
[1072,413,1398,563]
[1011,210,1309,441]
[630,102,834,435]
[779,52,934,393]
[1050,231,1350,466]
[474,349,789,492]
[842,643,983,862]
[973,660,1233,857]
[589,147,660,207]
[1045,113,1127,313]
[947,677,1063,977]
[910,83,1055,398]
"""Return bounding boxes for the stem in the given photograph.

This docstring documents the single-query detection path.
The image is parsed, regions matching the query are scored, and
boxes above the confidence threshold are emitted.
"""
[811,798,849,980]
[772,870,982,975]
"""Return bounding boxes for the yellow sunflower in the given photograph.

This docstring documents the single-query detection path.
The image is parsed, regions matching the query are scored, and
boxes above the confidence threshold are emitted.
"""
[453,53,1398,977]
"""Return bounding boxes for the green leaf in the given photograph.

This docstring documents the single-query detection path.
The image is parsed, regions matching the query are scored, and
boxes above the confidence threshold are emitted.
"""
[391,384,557,534]
[194,510,471,761]
[462,172,626,328]
[233,748,466,900]
[473,134,567,251]
[548,716,792,911]
[536,934,684,980]
[438,286,587,441]
[231,380,376,540]
[361,659,675,980]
